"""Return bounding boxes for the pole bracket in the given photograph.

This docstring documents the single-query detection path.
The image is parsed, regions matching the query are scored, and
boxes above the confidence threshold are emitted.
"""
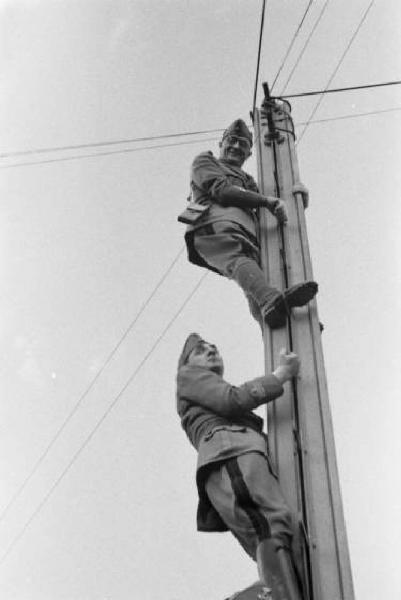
[261,82,285,146]
[292,182,310,209]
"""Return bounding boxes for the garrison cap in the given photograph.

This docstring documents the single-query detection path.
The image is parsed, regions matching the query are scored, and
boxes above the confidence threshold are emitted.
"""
[222,119,253,146]
[177,332,203,369]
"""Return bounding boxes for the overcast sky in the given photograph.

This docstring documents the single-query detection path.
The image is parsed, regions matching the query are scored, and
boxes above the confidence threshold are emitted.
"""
[1,1,401,599]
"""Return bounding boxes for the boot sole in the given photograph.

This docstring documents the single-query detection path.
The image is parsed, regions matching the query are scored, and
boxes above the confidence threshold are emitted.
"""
[284,281,318,308]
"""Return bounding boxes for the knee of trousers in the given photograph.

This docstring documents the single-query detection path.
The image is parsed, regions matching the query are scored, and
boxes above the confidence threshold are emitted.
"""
[226,256,260,279]
[191,240,243,278]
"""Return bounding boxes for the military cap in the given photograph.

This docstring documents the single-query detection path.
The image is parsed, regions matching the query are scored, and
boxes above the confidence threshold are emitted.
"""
[177,332,203,369]
[222,119,253,146]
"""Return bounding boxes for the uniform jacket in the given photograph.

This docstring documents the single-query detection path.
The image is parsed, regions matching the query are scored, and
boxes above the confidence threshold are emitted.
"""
[185,152,260,269]
[176,364,284,532]
[189,150,259,231]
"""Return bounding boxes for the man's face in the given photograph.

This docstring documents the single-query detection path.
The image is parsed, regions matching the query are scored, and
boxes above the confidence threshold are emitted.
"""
[186,340,224,375]
[219,134,252,168]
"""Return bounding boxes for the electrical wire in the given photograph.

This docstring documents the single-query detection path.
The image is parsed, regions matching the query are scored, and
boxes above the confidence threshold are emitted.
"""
[1,76,399,165]
[1,104,399,170]
[297,106,401,126]
[280,80,401,99]
[251,0,268,121]
[271,0,314,92]
[279,0,330,95]
[297,0,376,144]
[0,247,185,525]
[0,128,225,160]
[0,271,208,566]
[0,136,222,170]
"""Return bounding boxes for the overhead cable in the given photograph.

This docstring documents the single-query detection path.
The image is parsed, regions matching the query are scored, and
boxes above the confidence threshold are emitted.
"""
[251,0,268,121]
[297,0,376,144]
[0,127,224,160]
[2,107,400,171]
[279,0,330,95]
[0,247,185,525]
[3,107,400,169]
[0,270,208,565]
[280,80,401,99]
[297,106,401,126]
[0,136,222,170]
[271,0,314,92]
[1,77,399,163]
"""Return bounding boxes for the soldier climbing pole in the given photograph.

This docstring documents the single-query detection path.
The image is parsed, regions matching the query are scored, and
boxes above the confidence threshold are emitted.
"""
[254,83,354,599]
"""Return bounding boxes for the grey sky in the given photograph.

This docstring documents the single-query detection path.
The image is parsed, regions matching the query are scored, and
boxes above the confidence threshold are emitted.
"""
[1,1,401,598]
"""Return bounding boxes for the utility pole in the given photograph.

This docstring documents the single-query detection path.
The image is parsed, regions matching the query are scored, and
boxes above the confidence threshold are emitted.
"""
[253,84,355,600]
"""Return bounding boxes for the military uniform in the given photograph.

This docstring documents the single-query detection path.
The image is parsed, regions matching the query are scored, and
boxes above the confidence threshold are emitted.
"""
[185,149,260,272]
[183,120,317,329]
[176,333,295,560]
[185,147,273,326]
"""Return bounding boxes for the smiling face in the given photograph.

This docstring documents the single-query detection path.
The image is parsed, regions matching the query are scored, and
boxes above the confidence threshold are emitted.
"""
[219,134,252,168]
[186,340,224,375]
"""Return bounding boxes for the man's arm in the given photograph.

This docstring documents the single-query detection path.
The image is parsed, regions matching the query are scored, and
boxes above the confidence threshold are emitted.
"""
[177,349,299,417]
[219,185,287,223]
[191,153,287,223]
[234,348,299,410]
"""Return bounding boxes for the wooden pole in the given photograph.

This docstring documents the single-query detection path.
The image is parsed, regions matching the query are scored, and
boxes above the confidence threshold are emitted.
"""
[254,86,354,600]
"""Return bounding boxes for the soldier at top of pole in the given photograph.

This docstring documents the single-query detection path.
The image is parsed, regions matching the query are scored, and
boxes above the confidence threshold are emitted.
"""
[178,119,318,329]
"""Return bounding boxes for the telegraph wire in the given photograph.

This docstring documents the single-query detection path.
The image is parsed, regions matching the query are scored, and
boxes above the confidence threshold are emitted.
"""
[0,271,208,566]
[251,0,268,122]
[0,246,185,525]
[279,0,330,95]
[297,0,376,144]
[297,106,401,126]
[0,127,225,160]
[1,104,400,170]
[1,78,399,165]
[271,0,314,92]
[0,136,222,170]
[280,80,401,99]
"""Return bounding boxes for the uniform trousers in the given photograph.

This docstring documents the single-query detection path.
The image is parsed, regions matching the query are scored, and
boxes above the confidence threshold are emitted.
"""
[192,221,278,325]
[204,452,294,561]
